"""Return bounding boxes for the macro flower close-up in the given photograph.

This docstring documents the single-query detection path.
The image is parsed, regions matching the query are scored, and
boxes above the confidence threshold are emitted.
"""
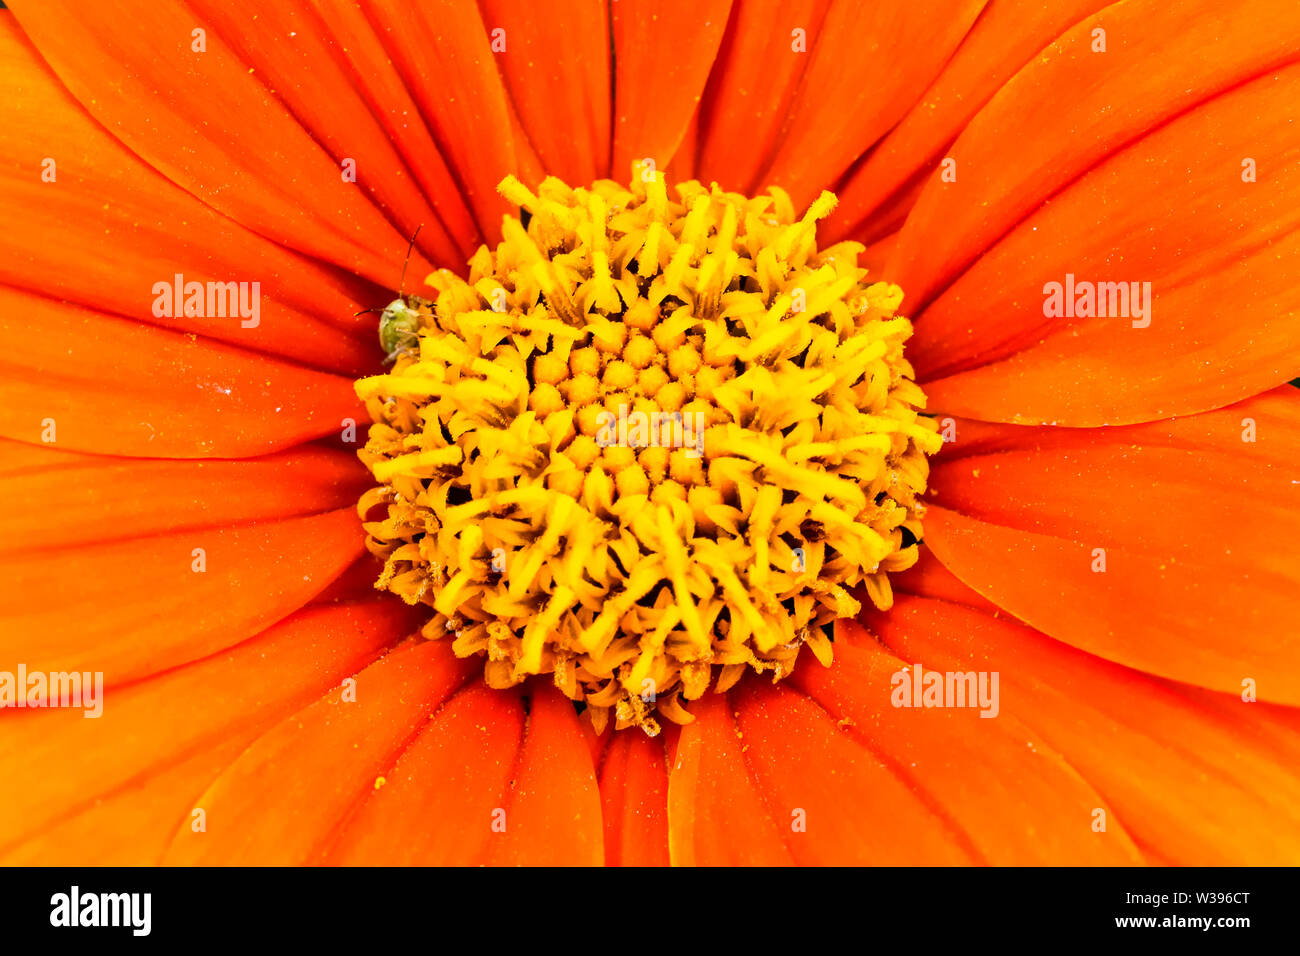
[1,0,1298,874]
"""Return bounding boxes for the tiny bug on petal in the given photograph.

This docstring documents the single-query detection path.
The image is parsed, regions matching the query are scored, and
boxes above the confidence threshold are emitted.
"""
[356,225,429,364]
[377,297,423,363]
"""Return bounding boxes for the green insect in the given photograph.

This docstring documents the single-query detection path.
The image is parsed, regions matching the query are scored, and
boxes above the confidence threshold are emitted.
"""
[377,296,426,364]
[358,226,430,365]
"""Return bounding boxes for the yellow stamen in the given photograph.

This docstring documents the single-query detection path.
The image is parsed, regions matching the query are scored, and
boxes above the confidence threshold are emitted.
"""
[354,171,941,735]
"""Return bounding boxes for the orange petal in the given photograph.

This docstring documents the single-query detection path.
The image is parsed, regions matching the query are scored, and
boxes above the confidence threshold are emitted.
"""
[0,290,362,458]
[304,0,488,263]
[306,554,391,608]
[924,388,1300,702]
[0,16,375,374]
[663,105,701,185]
[0,599,407,863]
[479,0,612,185]
[6,0,431,286]
[860,228,903,280]
[0,437,94,474]
[361,0,543,236]
[487,689,604,865]
[161,639,477,864]
[828,0,1111,243]
[0,507,367,683]
[893,546,1001,615]
[792,626,1142,864]
[914,63,1300,424]
[888,0,1300,314]
[667,692,795,865]
[598,728,670,866]
[694,0,834,191]
[610,0,732,180]
[324,683,526,865]
[729,681,977,864]
[0,441,367,550]
[185,0,474,267]
[872,594,1300,864]
[754,0,987,207]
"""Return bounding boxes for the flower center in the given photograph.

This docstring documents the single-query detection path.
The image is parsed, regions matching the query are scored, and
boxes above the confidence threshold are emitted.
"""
[354,169,940,735]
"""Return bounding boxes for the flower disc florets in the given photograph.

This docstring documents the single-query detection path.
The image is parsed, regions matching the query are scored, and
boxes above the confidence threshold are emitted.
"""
[355,169,940,735]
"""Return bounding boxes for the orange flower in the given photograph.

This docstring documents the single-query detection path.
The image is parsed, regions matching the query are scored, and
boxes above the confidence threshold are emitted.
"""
[1,0,1298,866]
